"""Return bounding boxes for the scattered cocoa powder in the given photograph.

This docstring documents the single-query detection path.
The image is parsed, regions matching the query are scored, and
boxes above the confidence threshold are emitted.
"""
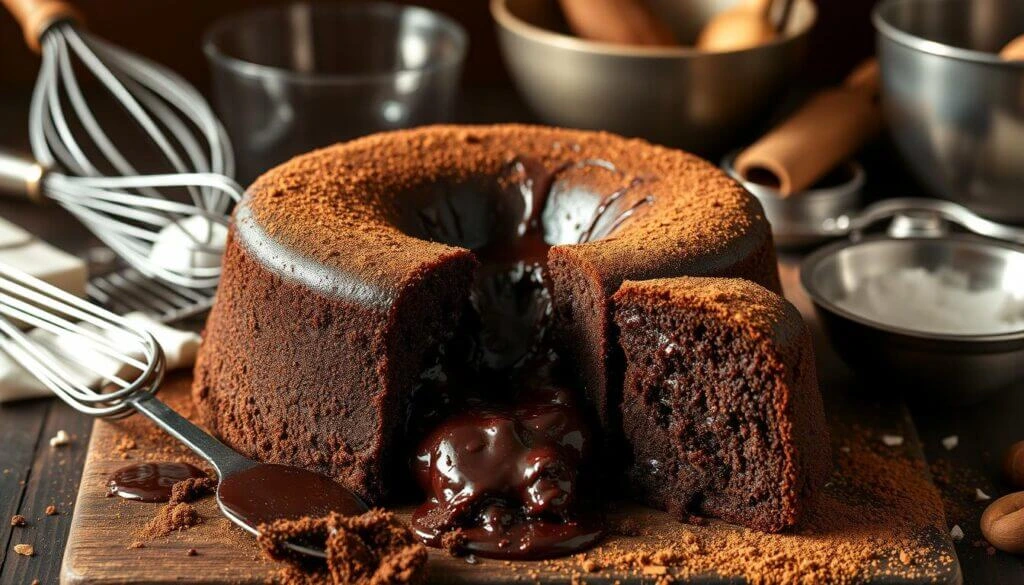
[139,503,202,538]
[169,476,216,505]
[258,509,427,585]
[11,515,26,527]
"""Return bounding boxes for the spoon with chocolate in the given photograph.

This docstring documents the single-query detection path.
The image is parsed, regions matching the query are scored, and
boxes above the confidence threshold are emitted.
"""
[127,394,369,559]
[0,264,366,559]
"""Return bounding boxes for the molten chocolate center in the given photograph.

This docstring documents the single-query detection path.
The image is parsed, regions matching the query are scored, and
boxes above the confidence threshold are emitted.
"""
[408,156,653,559]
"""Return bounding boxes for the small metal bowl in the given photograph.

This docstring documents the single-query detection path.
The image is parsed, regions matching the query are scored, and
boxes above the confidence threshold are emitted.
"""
[491,0,816,154]
[802,214,1024,403]
[874,0,1024,223]
[722,152,863,249]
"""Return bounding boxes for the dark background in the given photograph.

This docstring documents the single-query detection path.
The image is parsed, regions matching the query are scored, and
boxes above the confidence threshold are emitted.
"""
[0,0,877,91]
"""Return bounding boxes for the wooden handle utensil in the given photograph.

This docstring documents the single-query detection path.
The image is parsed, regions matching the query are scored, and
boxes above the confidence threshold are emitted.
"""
[735,59,883,197]
[1000,34,1024,61]
[696,0,777,52]
[2,0,81,52]
[557,0,677,46]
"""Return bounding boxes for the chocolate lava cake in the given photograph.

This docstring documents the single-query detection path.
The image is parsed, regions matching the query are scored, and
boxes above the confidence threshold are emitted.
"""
[614,277,830,532]
[193,125,818,549]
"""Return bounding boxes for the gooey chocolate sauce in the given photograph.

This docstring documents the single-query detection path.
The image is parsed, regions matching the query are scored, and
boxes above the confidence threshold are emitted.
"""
[107,462,207,502]
[409,155,654,559]
[217,464,367,528]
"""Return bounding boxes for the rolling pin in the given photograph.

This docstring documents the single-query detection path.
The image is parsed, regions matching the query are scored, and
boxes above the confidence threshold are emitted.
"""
[735,59,883,197]
[1000,34,1024,61]
[557,0,677,46]
[696,0,778,52]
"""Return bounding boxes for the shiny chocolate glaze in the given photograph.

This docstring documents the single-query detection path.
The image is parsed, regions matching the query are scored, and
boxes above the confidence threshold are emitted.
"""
[107,462,208,502]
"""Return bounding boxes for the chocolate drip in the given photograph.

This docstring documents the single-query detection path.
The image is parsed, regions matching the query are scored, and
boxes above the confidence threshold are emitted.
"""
[410,378,602,560]
[408,153,656,559]
[107,462,207,502]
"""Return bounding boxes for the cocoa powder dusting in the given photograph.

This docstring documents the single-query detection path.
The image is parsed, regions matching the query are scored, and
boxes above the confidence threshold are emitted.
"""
[259,509,427,585]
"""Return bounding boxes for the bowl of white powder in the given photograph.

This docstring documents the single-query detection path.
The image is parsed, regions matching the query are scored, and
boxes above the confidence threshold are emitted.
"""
[801,234,1024,403]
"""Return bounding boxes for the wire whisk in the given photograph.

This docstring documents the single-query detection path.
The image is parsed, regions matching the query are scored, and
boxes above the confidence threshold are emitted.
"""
[0,0,242,289]
[0,261,164,418]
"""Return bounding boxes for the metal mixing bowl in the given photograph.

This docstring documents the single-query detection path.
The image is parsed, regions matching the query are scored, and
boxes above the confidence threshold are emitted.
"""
[874,0,1024,224]
[802,234,1024,404]
[491,0,816,154]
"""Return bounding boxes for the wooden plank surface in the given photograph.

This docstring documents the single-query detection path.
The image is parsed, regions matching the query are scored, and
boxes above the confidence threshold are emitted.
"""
[56,262,962,584]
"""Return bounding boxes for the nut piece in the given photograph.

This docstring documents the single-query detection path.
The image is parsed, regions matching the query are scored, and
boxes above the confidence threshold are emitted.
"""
[1003,441,1024,489]
[882,435,904,447]
[14,543,34,556]
[11,515,26,527]
[44,505,57,516]
[49,430,71,448]
[981,491,1024,554]
[976,488,992,502]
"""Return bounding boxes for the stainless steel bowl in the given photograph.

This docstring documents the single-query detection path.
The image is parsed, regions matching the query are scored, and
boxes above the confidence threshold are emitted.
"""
[874,0,1024,224]
[722,151,863,248]
[491,0,816,154]
[802,233,1024,404]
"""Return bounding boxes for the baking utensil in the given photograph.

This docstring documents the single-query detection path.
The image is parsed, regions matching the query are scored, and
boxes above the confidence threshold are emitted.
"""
[1001,34,1024,60]
[491,0,816,154]
[696,0,777,52]
[87,267,215,324]
[734,59,882,197]
[0,262,368,558]
[874,0,1024,224]
[204,2,467,183]
[722,151,863,248]
[0,0,242,288]
[0,152,239,289]
[801,198,1024,404]
[556,0,677,46]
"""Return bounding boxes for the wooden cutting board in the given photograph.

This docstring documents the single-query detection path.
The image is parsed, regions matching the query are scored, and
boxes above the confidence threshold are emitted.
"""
[60,262,962,584]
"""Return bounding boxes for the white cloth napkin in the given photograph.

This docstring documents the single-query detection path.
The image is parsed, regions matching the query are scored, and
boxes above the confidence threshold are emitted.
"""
[0,312,200,403]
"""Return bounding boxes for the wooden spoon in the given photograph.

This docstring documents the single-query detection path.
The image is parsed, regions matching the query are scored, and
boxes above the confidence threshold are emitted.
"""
[557,0,677,46]
[696,0,777,52]
[1000,34,1024,61]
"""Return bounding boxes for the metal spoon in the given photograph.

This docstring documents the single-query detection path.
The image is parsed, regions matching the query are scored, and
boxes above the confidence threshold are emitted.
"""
[132,394,369,559]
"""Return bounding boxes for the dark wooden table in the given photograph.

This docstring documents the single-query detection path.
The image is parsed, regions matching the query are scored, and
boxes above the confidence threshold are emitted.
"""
[1,87,1023,584]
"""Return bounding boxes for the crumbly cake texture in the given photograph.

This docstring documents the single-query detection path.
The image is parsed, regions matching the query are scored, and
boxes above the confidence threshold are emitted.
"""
[258,510,428,585]
[193,124,780,504]
[613,277,830,532]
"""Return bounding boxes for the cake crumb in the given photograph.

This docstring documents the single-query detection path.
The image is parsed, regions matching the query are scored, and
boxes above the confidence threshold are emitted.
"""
[14,543,34,556]
[11,515,26,527]
[642,565,668,575]
[186,548,198,556]
[581,559,601,572]
[882,434,904,447]
[44,505,57,516]
[49,429,71,447]
[258,509,427,585]
[975,488,992,502]
[941,436,958,451]
[440,528,468,557]
[898,550,912,565]
[128,541,146,550]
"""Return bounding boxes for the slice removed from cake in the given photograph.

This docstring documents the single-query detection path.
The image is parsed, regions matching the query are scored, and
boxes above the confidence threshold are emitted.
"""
[613,276,829,532]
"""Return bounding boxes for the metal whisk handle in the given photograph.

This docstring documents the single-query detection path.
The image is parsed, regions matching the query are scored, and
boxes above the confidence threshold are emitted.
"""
[0,150,45,203]
[1,0,81,51]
